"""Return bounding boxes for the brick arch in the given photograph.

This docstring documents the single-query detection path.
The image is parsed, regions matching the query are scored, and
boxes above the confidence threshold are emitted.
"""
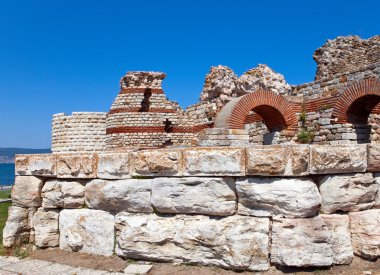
[332,78,380,123]
[215,89,298,130]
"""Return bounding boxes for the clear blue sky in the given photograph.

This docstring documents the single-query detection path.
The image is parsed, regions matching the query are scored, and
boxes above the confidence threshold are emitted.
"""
[0,0,379,148]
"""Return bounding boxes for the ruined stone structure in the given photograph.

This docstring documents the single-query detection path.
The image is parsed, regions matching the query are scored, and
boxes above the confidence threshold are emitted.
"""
[5,35,380,272]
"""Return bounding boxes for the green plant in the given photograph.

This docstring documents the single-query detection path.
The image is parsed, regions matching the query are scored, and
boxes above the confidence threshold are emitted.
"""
[299,112,307,124]
[297,129,315,144]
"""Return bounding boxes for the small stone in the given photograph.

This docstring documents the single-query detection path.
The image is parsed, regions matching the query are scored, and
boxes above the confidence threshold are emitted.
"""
[3,206,29,247]
[42,180,85,208]
[124,264,153,275]
[33,208,59,248]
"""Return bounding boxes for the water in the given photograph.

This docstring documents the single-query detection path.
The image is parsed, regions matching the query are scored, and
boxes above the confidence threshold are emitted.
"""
[0,163,15,186]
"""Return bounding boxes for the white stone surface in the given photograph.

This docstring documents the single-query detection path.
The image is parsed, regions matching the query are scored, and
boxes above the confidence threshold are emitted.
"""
[310,145,367,174]
[12,176,44,207]
[236,177,321,218]
[124,264,152,275]
[15,154,56,177]
[85,179,153,213]
[42,179,85,208]
[32,208,59,248]
[59,209,115,256]
[349,209,380,259]
[319,173,377,213]
[132,149,183,177]
[3,206,29,247]
[115,213,269,271]
[183,147,245,176]
[98,153,131,179]
[151,177,236,216]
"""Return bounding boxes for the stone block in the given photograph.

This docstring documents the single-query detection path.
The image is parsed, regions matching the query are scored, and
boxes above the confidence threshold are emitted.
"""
[319,173,377,213]
[310,145,367,174]
[375,173,380,208]
[57,154,98,179]
[236,177,320,218]
[151,177,236,216]
[271,216,352,267]
[32,208,59,248]
[15,154,56,177]
[115,213,269,271]
[12,176,44,207]
[97,153,131,179]
[3,206,29,247]
[183,147,245,176]
[42,180,86,209]
[368,144,380,172]
[132,149,183,176]
[59,209,115,256]
[85,179,153,213]
[246,145,309,176]
[349,209,380,259]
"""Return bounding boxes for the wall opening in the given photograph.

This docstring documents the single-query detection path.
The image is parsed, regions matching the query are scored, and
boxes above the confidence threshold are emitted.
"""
[347,95,380,143]
[164,119,173,133]
[139,90,152,112]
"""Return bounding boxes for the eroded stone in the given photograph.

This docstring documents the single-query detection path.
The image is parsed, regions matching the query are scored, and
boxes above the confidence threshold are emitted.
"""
[59,209,115,256]
[12,176,44,207]
[319,173,377,213]
[349,209,380,259]
[246,145,309,176]
[115,213,269,271]
[3,206,29,247]
[33,208,59,248]
[15,154,56,177]
[236,177,320,218]
[183,147,245,176]
[97,153,131,179]
[57,154,98,179]
[42,180,86,208]
[368,144,380,172]
[151,177,236,216]
[85,179,153,213]
[310,145,367,174]
[132,149,183,176]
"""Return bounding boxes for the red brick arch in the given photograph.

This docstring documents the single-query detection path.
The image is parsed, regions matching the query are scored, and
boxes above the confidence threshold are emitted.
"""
[215,89,298,130]
[332,78,380,123]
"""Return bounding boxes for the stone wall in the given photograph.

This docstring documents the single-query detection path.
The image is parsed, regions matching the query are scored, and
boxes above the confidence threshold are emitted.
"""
[313,35,380,80]
[4,144,380,271]
[51,112,107,153]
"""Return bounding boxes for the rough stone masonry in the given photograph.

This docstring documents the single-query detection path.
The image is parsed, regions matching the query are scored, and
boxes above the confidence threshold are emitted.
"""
[3,34,380,272]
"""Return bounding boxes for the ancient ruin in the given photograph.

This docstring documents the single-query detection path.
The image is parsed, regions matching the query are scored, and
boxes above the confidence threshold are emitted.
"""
[4,35,380,271]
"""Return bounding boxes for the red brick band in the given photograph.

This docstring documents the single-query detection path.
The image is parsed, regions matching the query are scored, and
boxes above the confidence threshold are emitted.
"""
[108,108,176,114]
[106,123,213,134]
[119,88,164,94]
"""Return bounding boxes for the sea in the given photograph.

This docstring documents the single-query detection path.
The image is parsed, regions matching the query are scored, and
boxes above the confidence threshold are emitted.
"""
[0,163,15,186]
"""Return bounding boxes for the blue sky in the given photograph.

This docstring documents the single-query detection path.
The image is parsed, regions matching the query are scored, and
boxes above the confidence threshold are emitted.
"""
[0,0,379,148]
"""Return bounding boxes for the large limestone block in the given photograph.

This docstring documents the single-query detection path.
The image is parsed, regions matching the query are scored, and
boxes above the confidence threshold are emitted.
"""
[97,153,131,179]
[132,149,183,176]
[246,145,309,176]
[375,173,380,208]
[32,209,59,248]
[57,154,98,179]
[15,154,56,177]
[85,179,153,213]
[271,217,333,267]
[151,177,236,216]
[115,213,269,271]
[42,180,85,209]
[320,214,353,265]
[349,209,380,259]
[12,176,43,207]
[59,209,115,256]
[319,173,377,213]
[236,177,320,218]
[183,147,245,176]
[310,145,367,174]
[367,144,380,172]
[3,206,29,247]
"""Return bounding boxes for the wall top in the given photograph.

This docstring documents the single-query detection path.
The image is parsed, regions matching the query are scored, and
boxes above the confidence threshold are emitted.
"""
[120,71,166,89]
